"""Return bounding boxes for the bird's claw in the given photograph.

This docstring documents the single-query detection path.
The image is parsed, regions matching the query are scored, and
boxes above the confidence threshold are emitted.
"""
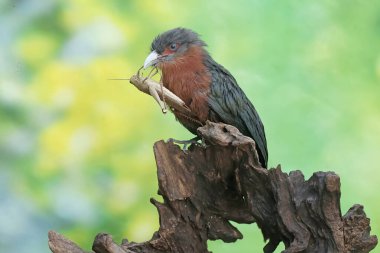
[167,137,205,152]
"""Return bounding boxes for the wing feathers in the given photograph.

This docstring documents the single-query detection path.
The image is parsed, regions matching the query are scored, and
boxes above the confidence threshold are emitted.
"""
[206,58,268,167]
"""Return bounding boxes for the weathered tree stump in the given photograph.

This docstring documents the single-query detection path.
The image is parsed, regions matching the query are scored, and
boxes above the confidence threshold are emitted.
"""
[48,121,377,253]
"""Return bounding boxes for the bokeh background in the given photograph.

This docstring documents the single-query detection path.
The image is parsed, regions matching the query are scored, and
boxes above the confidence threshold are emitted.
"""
[1,0,379,252]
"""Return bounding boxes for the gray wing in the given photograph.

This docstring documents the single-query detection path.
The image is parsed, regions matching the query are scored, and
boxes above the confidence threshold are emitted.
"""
[206,59,268,167]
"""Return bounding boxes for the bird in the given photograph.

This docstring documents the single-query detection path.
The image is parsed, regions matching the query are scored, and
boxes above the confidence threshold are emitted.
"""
[143,28,268,168]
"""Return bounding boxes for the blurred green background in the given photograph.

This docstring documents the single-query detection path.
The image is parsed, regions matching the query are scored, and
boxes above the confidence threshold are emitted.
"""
[0,0,379,252]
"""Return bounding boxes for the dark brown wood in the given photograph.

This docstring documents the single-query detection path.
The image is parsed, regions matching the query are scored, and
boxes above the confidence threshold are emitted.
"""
[48,230,86,253]
[48,121,378,253]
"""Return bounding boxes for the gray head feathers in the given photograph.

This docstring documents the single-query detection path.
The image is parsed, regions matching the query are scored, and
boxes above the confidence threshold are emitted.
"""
[150,27,206,54]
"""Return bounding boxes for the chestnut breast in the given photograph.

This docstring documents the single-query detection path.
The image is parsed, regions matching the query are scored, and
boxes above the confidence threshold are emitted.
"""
[160,46,211,123]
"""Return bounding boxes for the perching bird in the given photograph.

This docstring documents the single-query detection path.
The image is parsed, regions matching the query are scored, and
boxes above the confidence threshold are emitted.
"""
[143,28,268,167]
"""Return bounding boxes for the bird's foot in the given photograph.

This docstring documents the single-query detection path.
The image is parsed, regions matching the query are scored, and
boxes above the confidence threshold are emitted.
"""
[167,136,206,152]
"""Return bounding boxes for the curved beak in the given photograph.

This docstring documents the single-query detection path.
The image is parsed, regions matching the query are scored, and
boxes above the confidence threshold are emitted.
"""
[143,51,160,69]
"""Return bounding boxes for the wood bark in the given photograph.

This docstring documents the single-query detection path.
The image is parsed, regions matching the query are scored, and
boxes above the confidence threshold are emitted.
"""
[48,121,378,253]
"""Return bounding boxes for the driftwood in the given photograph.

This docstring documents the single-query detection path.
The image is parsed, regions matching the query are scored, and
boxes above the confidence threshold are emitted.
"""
[48,76,377,253]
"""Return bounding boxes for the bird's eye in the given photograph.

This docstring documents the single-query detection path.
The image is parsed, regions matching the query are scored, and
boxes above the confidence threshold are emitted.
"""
[169,43,177,51]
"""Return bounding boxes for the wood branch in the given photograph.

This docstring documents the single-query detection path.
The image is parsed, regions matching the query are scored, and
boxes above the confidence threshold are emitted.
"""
[48,230,86,253]
[48,122,378,253]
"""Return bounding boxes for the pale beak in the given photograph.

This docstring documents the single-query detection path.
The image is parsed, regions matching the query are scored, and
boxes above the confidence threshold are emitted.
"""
[143,51,159,69]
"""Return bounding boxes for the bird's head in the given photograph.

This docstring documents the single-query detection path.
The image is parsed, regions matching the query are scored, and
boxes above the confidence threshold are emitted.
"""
[143,28,206,69]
